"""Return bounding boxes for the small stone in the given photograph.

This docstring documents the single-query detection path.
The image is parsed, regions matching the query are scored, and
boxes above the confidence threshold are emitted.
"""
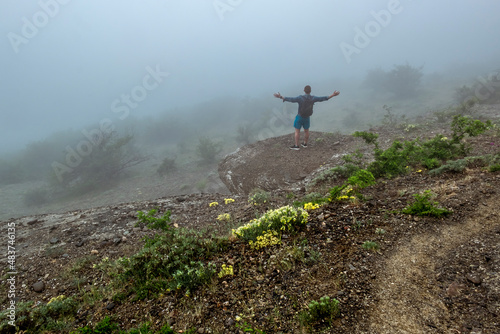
[91,249,99,254]
[466,274,482,285]
[197,328,205,334]
[225,318,235,327]
[113,238,122,245]
[446,282,464,297]
[32,281,45,293]
[76,240,84,247]
[50,238,59,244]
[106,302,115,310]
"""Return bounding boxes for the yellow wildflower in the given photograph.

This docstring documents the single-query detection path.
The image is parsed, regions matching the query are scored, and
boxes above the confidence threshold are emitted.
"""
[209,202,219,207]
[217,213,231,221]
[218,264,234,278]
[304,202,320,210]
[224,198,235,204]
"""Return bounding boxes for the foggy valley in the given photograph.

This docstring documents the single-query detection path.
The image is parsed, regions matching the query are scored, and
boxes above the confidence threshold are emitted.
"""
[2,1,499,221]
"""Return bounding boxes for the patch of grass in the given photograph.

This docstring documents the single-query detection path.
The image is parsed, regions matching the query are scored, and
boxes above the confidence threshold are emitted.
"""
[489,163,500,172]
[44,245,65,258]
[299,296,340,328]
[235,321,266,333]
[428,159,467,176]
[309,163,361,188]
[361,241,380,251]
[402,190,452,217]
[293,192,328,209]
[0,297,78,333]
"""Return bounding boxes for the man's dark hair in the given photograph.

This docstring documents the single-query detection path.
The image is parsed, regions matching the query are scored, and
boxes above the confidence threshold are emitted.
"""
[304,85,311,94]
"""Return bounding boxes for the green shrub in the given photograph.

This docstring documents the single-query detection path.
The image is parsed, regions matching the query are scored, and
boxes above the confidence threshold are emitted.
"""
[196,137,222,163]
[402,190,452,217]
[232,205,308,241]
[341,150,365,168]
[236,124,254,144]
[157,157,176,176]
[451,115,492,146]
[170,261,216,295]
[51,133,148,194]
[361,241,380,251]
[299,296,340,327]
[119,225,225,299]
[363,63,423,98]
[1,297,79,333]
[248,188,270,205]
[422,158,441,169]
[23,187,51,206]
[352,131,379,147]
[347,169,376,189]
[385,63,423,98]
[489,163,500,172]
[368,140,414,178]
[309,164,361,189]
[293,192,328,208]
[136,209,172,232]
[428,159,467,176]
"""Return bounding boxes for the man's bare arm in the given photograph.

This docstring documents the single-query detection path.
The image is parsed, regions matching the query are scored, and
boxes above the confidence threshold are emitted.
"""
[328,91,340,99]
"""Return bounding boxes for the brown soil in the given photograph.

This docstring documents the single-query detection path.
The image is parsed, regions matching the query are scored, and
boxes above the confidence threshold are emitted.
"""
[1,106,500,333]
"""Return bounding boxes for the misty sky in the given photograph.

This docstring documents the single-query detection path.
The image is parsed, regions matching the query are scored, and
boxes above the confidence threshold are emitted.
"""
[1,0,500,153]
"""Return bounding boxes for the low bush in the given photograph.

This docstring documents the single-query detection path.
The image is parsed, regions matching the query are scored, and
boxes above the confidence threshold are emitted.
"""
[248,188,270,205]
[328,169,375,202]
[232,206,308,242]
[361,241,380,251]
[196,137,222,163]
[117,210,227,299]
[402,190,452,218]
[23,187,51,206]
[299,296,340,327]
[0,297,78,333]
[157,157,176,176]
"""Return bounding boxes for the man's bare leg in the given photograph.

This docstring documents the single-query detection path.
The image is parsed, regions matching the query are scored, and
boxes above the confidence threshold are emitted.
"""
[304,129,310,145]
[294,128,300,146]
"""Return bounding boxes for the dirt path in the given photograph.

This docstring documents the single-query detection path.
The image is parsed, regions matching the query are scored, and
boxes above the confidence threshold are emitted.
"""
[368,194,500,333]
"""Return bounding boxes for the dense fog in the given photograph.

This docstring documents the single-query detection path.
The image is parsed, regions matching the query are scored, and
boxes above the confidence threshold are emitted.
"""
[1,0,500,219]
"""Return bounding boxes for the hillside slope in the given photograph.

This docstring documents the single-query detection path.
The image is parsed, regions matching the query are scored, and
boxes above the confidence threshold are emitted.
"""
[1,106,500,333]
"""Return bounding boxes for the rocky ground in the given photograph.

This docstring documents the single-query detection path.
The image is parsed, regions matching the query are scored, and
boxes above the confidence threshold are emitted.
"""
[1,105,500,333]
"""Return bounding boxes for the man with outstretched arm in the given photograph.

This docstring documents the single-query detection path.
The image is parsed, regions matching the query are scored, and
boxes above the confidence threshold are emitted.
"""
[274,85,340,150]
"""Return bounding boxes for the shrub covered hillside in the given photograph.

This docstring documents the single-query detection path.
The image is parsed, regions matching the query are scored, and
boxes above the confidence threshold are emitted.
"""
[1,111,500,333]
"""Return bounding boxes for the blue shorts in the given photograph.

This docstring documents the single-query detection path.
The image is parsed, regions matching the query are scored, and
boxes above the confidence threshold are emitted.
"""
[294,115,310,130]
